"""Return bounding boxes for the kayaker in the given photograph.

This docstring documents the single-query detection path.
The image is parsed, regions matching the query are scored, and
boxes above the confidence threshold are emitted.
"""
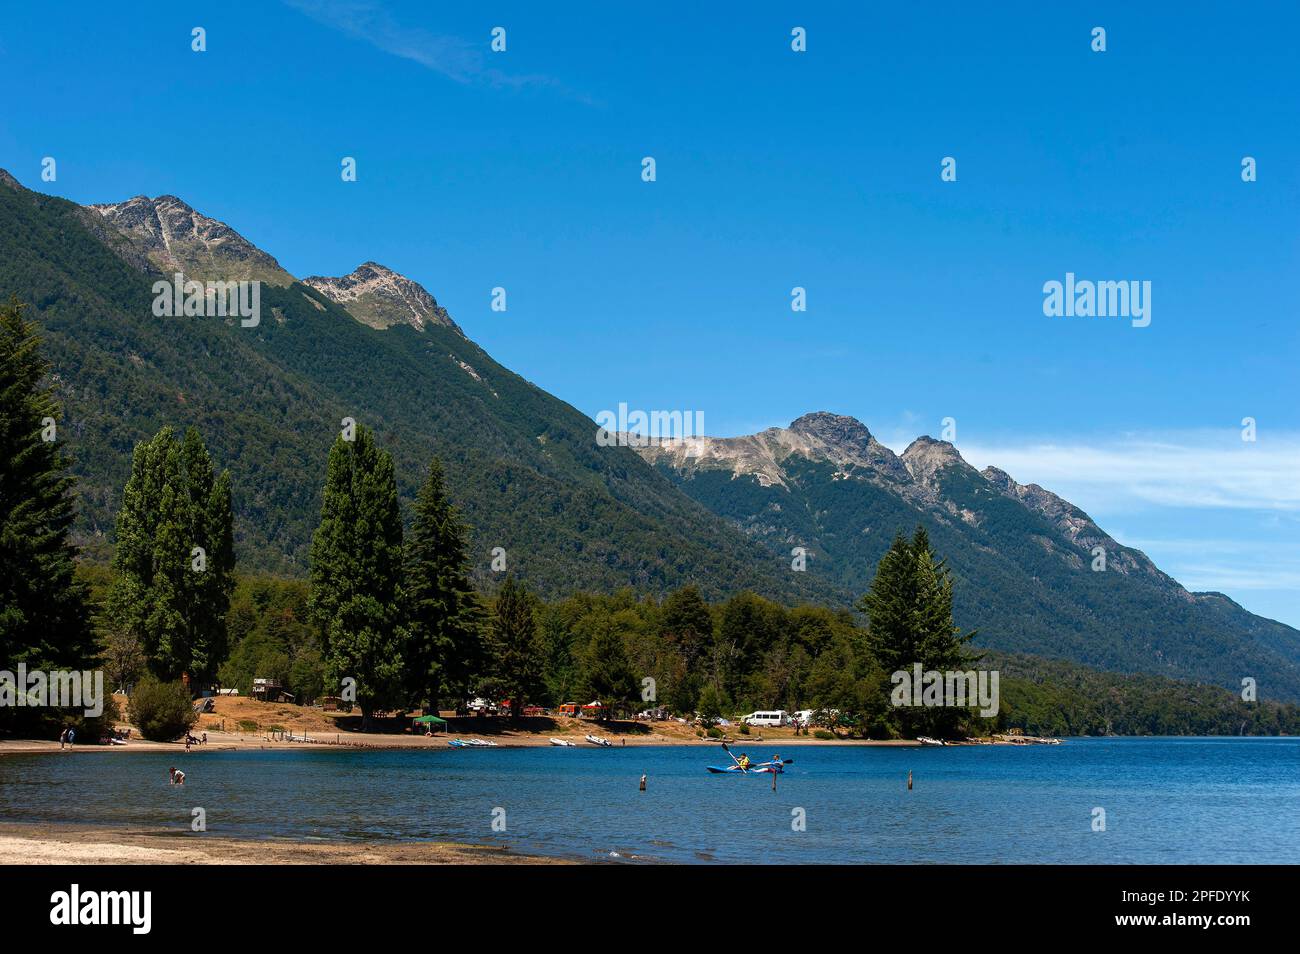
[737,753,751,771]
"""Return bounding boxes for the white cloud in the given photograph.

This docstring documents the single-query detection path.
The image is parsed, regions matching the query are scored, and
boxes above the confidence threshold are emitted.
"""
[957,430,1300,514]
[284,0,573,94]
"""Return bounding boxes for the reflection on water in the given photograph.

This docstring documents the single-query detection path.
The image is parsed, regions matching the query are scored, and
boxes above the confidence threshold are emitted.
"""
[2,738,1297,863]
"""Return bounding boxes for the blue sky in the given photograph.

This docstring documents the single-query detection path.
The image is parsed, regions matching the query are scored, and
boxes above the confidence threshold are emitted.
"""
[1,2,1297,625]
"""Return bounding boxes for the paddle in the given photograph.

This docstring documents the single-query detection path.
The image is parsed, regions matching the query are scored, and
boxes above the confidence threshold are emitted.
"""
[721,740,747,772]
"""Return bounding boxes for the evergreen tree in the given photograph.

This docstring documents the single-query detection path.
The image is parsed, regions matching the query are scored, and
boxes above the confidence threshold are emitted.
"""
[308,425,407,729]
[0,298,93,670]
[657,585,714,713]
[105,425,234,684]
[178,428,236,682]
[857,526,976,736]
[659,585,714,667]
[484,575,544,720]
[581,618,639,721]
[538,599,583,706]
[404,457,485,712]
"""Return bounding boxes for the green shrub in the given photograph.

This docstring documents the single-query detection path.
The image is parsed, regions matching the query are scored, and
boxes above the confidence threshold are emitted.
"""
[737,722,750,735]
[129,677,197,741]
[706,726,723,739]
[238,719,259,732]
[814,729,836,740]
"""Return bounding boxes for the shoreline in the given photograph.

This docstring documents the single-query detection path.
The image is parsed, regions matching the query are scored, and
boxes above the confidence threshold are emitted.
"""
[0,734,924,757]
[0,821,571,865]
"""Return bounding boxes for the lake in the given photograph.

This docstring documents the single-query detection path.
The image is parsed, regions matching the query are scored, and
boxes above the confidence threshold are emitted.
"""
[2,737,1297,863]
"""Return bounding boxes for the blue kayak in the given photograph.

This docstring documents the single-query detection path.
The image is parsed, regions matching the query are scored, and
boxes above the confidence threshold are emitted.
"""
[706,762,784,774]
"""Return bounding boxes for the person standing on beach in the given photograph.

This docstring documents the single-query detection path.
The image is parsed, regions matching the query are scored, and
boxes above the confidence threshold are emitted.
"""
[66,727,74,746]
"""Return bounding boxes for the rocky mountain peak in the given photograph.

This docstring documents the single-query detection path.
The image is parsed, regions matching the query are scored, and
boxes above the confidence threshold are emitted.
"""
[0,168,22,191]
[88,193,294,286]
[901,435,970,485]
[790,411,875,450]
[301,262,461,334]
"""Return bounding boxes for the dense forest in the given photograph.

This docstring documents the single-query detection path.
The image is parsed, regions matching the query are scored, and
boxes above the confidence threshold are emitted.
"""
[5,170,1300,703]
[179,573,1300,738]
[5,292,1298,742]
[0,174,825,603]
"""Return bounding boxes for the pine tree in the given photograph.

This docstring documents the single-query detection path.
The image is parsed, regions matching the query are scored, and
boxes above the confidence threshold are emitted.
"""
[0,297,93,670]
[404,457,485,713]
[581,619,639,721]
[308,425,406,728]
[484,576,544,720]
[106,426,235,684]
[857,526,976,737]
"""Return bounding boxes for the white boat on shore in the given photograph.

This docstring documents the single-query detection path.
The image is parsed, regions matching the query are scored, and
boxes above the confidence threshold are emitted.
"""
[585,734,613,747]
[549,738,577,746]
[917,736,947,746]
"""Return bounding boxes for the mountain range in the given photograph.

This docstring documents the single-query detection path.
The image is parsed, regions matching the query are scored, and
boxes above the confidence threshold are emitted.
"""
[3,169,1298,700]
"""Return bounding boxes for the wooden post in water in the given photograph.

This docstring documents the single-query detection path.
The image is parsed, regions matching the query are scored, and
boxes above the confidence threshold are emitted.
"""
[907,770,913,791]
[639,773,647,792]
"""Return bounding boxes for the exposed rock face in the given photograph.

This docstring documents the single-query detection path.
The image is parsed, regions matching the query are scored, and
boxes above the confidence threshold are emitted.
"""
[88,195,294,286]
[981,465,1166,581]
[901,435,973,487]
[302,262,461,334]
[638,411,912,489]
[641,411,1172,581]
[790,412,913,482]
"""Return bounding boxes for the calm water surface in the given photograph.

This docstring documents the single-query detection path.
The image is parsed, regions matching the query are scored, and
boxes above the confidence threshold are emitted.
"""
[2,738,1296,863]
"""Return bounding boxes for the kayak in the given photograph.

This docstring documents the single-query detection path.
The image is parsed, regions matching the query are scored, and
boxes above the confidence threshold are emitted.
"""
[585,734,612,747]
[448,738,497,748]
[705,761,785,774]
[549,738,577,746]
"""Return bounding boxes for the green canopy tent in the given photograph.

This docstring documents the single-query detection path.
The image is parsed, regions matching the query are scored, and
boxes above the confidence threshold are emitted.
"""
[412,714,448,735]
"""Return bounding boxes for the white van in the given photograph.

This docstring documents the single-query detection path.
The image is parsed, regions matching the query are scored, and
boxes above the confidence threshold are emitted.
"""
[742,710,790,727]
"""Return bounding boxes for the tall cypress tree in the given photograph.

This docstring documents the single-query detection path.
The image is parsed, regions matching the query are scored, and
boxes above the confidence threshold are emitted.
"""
[484,575,544,720]
[0,297,92,669]
[308,424,406,728]
[106,426,235,684]
[404,457,484,713]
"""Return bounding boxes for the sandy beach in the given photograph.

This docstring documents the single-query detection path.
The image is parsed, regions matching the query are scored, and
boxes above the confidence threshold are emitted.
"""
[0,822,568,865]
[1,693,926,756]
[0,732,923,756]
